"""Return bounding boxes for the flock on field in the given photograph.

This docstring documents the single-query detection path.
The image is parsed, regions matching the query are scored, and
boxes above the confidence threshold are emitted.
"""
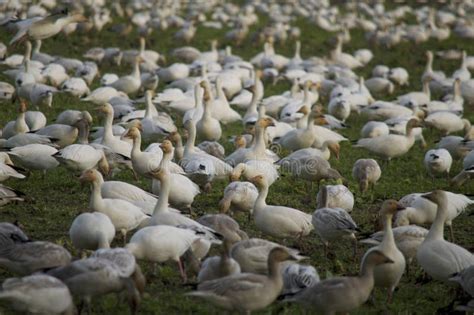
[0,0,474,314]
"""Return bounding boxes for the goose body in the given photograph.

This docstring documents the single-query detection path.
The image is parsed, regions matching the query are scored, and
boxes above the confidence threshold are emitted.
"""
[69,212,115,250]
[416,190,474,282]
[424,148,453,178]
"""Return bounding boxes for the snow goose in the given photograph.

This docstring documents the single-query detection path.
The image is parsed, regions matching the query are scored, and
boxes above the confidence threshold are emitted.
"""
[424,148,453,179]
[0,236,71,275]
[397,77,431,107]
[0,184,26,207]
[360,200,406,303]
[196,81,222,142]
[276,141,340,164]
[0,82,15,101]
[55,143,109,176]
[416,190,474,282]
[151,140,199,210]
[312,186,359,256]
[361,225,428,274]
[186,247,299,313]
[364,77,395,95]
[96,103,132,158]
[9,10,87,45]
[285,250,393,314]
[395,191,473,241]
[7,143,59,174]
[203,78,241,124]
[100,180,158,214]
[425,111,470,136]
[230,160,279,186]
[197,239,241,283]
[47,249,144,314]
[452,51,471,81]
[352,159,382,193]
[180,119,232,186]
[330,35,362,69]
[0,153,26,181]
[0,274,74,315]
[2,100,29,139]
[126,225,202,282]
[69,212,115,252]
[108,56,142,95]
[280,262,320,296]
[316,185,354,212]
[123,126,161,177]
[354,118,423,161]
[218,182,258,222]
[249,174,313,240]
[277,107,320,151]
[35,114,91,148]
[361,121,390,138]
[79,169,148,243]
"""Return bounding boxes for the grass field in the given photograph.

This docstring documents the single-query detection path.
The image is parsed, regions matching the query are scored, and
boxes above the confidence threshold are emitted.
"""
[0,5,474,314]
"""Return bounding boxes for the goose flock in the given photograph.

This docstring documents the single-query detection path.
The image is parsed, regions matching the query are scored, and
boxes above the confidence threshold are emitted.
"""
[0,1,474,314]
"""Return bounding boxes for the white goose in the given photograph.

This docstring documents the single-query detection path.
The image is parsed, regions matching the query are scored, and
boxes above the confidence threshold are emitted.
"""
[416,190,474,282]
[230,160,279,186]
[395,191,473,241]
[196,82,222,142]
[360,200,406,303]
[126,225,202,282]
[352,159,382,193]
[0,153,26,181]
[219,181,258,217]
[316,185,354,213]
[425,112,470,136]
[79,169,149,243]
[151,140,200,210]
[423,148,453,179]
[354,118,423,161]
[108,56,142,95]
[250,174,313,240]
[69,212,115,251]
[96,103,132,158]
[7,144,59,174]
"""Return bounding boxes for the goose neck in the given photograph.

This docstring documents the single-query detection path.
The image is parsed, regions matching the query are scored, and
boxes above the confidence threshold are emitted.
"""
[153,172,170,215]
[103,112,114,141]
[90,178,104,209]
[381,213,395,246]
[131,134,142,156]
[254,183,268,211]
[426,199,448,241]
[144,93,158,118]
[77,121,90,144]
[184,122,197,154]
[132,60,141,79]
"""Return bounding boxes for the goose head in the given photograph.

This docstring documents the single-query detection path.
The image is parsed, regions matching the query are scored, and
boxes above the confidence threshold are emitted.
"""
[79,169,100,184]
[380,199,405,216]
[249,174,270,190]
[97,152,110,177]
[123,126,141,140]
[313,114,329,126]
[81,111,93,124]
[297,106,310,116]
[268,247,300,264]
[159,140,173,154]
[234,135,247,149]
[96,103,113,116]
[166,131,182,145]
[256,117,275,129]
[18,99,27,113]
[406,118,423,134]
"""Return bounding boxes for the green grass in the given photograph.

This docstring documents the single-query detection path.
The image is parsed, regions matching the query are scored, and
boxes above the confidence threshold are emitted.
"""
[0,7,474,315]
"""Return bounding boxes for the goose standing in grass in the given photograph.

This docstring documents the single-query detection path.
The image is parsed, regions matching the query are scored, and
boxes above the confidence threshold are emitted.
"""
[280,263,320,296]
[126,225,203,282]
[79,169,149,243]
[354,118,423,161]
[0,153,25,182]
[197,239,241,283]
[197,214,249,244]
[151,140,200,211]
[108,56,142,95]
[352,159,382,193]
[7,143,59,175]
[0,274,74,315]
[360,200,406,303]
[219,181,258,218]
[47,249,144,314]
[100,180,159,214]
[249,175,313,241]
[277,107,321,151]
[196,82,222,142]
[361,225,428,275]
[0,236,71,275]
[316,185,354,212]
[186,247,299,313]
[69,212,115,252]
[284,250,393,314]
[424,112,471,136]
[2,100,29,139]
[423,148,453,179]
[0,184,26,207]
[395,191,473,241]
[312,186,359,256]
[96,103,132,158]
[416,190,474,282]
